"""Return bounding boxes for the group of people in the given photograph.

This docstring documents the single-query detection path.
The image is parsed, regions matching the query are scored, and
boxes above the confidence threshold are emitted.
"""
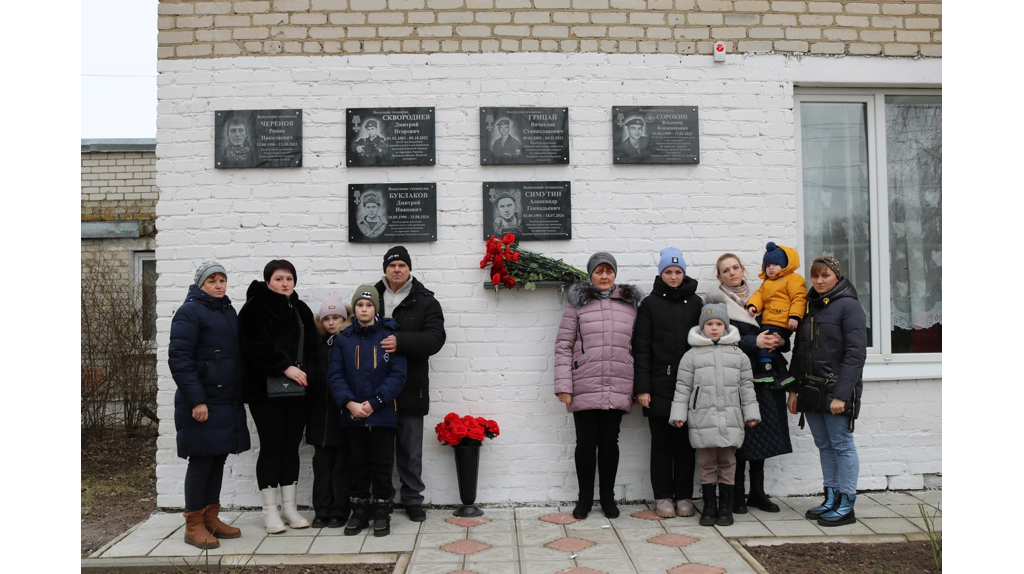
[169,247,445,548]
[554,244,866,528]
[168,240,866,549]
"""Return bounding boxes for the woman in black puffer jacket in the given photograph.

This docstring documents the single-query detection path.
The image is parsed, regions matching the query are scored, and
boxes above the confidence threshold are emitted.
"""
[169,261,251,549]
[239,260,319,534]
[788,256,867,528]
[704,253,793,515]
[632,247,703,519]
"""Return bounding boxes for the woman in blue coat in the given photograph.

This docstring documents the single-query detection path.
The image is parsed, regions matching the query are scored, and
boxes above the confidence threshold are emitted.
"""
[169,261,251,548]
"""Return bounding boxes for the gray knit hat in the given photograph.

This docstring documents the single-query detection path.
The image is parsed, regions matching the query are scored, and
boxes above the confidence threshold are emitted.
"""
[194,261,226,287]
[319,291,348,320]
[586,252,618,277]
[351,284,380,314]
[700,302,730,329]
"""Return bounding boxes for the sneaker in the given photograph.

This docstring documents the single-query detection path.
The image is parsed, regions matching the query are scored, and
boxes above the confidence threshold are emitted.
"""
[753,362,775,383]
[675,499,696,517]
[655,498,675,518]
[405,504,426,522]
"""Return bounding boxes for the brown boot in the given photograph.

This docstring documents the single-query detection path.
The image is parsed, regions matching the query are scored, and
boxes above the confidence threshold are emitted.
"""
[203,504,241,539]
[183,509,220,549]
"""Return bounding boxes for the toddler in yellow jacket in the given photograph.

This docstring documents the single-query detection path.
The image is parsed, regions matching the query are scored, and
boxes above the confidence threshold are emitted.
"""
[746,242,806,385]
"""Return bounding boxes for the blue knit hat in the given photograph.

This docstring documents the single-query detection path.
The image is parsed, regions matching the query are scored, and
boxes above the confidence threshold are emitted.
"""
[658,247,686,275]
[762,242,788,270]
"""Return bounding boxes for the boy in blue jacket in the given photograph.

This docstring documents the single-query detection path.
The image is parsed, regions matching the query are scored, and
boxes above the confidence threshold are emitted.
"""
[328,285,407,537]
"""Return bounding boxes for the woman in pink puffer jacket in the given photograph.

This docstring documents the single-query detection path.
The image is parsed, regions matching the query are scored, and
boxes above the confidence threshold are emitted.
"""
[554,252,643,520]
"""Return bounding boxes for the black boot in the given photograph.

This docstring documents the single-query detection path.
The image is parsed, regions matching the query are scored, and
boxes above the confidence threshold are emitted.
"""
[600,496,619,519]
[573,446,596,519]
[698,484,717,527]
[733,460,748,514]
[746,461,780,512]
[716,484,734,526]
[371,499,391,537]
[344,497,369,536]
[597,445,619,519]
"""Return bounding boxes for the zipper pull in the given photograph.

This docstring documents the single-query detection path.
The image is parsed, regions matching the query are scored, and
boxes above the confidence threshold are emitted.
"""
[666,365,671,376]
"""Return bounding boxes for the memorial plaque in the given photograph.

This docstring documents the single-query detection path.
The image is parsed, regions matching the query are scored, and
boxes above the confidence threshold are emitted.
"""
[215,109,302,168]
[612,106,700,165]
[480,107,569,165]
[346,108,435,167]
[349,183,437,243]
[483,181,571,241]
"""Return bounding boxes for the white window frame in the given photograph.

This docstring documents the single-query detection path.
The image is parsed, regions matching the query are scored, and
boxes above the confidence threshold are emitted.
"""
[795,88,941,381]
[133,251,157,349]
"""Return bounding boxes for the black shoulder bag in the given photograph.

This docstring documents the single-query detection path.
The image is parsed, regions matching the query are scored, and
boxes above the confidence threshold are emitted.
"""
[266,308,307,398]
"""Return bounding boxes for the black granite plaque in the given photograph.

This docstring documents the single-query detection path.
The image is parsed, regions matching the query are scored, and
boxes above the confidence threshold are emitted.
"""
[215,109,302,168]
[480,107,569,165]
[483,181,571,241]
[612,106,700,165]
[346,108,435,167]
[349,183,437,243]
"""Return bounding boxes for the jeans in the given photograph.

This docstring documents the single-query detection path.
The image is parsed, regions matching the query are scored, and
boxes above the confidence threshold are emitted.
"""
[804,411,859,496]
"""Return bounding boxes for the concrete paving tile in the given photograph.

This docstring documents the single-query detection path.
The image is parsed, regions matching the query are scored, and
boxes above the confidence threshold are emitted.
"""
[520,544,577,561]
[517,519,570,533]
[559,528,620,544]
[621,539,684,556]
[517,529,567,546]
[573,540,628,559]
[802,520,874,535]
[615,525,671,542]
[406,563,465,574]
[778,496,822,514]
[761,519,828,537]
[468,530,517,546]
[306,535,366,554]
[748,505,805,521]
[889,503,935,519]
[133,513,191,532]
[255,535,314,554]
[575,557,638,573]
[387,517,426,535]
[421,518,470,535]
[100,536,166,558]
[460,544,518,562]
[713,521,773,537]
[418,532,469,547]
[147,536,218,557]
[727,511,759,522]
[910,490,943,507]
[632,553,693,573]
[519,560,579,574]
[476,508,515,521]
[411,545,472,563]
[516,507,561,521]
[360,533,417,553]
[907,515,942,532]
[663,523,724,539]
[461,560,521,574]
[850,504,899,518]
[860,517,921,535]
[468,517,517,533]
[314,524,350,536]
[865,492,924,505]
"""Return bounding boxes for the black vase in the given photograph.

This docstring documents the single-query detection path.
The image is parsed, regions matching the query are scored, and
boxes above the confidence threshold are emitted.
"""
[452,442,484,517]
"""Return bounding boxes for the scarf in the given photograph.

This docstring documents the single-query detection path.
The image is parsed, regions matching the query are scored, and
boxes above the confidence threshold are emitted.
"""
[226,144,250,163]
[719,281,750,309]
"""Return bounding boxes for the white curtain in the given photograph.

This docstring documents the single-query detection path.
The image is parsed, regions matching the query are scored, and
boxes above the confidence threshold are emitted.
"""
[886,97,942,332]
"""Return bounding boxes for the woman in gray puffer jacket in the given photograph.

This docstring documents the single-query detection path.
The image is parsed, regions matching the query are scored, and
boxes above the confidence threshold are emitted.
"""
[554,252,642,520]
[669,303,760,527]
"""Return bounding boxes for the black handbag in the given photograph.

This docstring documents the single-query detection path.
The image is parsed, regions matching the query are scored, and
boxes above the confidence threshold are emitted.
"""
[796,375,834,413]
[266,308,306,398]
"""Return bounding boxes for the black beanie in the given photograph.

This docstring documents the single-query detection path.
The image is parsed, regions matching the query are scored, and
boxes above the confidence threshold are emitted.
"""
[383,246,412,272]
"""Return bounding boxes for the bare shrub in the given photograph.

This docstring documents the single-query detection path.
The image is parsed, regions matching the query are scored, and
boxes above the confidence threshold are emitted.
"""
[81,257,158,431]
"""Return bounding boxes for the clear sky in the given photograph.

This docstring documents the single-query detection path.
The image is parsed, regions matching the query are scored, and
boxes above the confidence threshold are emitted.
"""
[81,0,157,139]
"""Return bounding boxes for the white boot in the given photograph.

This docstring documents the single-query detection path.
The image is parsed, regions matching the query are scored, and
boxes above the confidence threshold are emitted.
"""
[260,487,286,534]
[280,483,310,529]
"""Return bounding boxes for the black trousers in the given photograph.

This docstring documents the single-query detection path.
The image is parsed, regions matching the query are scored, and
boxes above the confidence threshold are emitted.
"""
[248,399,307,489]
[311,444,351,518]
[647,415,696,501]
[572,409,625,501]
[346,426,396,501]
[184,454,228,512]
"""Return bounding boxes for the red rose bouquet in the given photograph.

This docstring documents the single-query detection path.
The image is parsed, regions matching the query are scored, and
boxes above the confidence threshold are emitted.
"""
[480,233,588,290]
[435,413,500,447]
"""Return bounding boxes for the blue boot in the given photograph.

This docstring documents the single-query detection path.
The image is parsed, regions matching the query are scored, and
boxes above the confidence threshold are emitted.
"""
[817,492,857,527]
[804,486,839,519]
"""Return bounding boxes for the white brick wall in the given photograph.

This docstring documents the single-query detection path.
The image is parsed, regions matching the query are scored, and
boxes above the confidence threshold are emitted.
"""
[155,52,941,508]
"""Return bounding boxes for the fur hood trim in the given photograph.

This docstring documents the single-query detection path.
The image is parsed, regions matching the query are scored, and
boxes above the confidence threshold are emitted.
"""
[687,324,742,347]
[568,281,643,309]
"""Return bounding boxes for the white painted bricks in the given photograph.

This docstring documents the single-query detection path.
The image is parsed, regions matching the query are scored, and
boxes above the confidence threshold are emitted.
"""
[155,52,942,509]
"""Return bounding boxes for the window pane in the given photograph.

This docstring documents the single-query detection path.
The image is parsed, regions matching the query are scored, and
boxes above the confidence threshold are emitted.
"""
[142,258,157,341]
[886,96,941,353]
[800,102,873,342]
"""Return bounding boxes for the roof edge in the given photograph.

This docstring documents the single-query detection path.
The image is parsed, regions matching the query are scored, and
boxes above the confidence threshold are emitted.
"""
[81,138,157,153]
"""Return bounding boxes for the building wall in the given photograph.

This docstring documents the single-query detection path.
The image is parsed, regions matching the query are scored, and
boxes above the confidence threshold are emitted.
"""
[153,52,941,509]
[157,0,941,59]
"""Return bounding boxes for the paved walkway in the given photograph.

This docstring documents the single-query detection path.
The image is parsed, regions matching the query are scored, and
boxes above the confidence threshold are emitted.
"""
[83,490,941,574]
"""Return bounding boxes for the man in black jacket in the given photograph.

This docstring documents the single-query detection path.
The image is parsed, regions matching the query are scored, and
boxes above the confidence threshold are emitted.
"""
[375,246,447,522]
